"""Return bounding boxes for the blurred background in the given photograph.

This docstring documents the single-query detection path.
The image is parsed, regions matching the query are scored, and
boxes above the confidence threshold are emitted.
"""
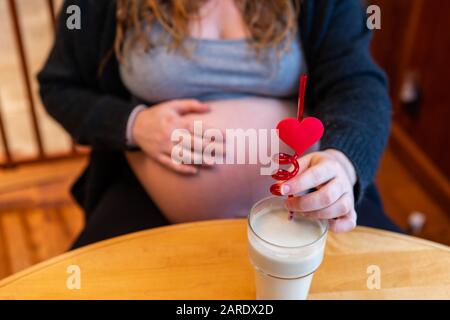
[0,0,448,280]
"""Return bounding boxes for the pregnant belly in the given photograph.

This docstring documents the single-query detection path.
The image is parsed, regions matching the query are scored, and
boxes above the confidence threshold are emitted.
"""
[126,97,298,223]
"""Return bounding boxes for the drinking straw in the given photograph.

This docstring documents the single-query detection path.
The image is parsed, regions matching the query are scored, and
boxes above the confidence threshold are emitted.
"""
[297,74,307,122]
[288,75,308,220]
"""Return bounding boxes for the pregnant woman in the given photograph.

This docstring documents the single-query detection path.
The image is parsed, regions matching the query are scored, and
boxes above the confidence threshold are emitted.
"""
[38,0,400,248]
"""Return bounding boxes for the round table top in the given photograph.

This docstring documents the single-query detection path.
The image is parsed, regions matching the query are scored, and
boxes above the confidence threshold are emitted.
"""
[0,219,449,300]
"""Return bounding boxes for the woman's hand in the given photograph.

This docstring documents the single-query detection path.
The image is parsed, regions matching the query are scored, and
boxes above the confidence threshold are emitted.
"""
[281,149,358,233]
[132,99,223,174]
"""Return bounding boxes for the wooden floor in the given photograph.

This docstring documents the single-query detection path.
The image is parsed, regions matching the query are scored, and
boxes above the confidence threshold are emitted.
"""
[377,148,450,245]
[0,158,86,280]
[0,146,449,281]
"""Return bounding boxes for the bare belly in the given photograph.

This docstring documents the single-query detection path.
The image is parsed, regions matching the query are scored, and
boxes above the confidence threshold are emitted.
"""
[126,97,297,223]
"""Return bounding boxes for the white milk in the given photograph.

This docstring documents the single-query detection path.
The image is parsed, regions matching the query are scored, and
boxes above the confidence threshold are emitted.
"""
[248,203,327,300]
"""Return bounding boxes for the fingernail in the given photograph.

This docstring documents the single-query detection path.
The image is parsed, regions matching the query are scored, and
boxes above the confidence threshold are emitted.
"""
[281,184,291,195]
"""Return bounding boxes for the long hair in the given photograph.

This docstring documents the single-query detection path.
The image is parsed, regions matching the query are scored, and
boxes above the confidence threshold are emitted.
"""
[114,0,300,61]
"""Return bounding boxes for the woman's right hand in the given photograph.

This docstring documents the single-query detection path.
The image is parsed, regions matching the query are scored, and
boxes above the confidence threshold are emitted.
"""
[132,99,221,175]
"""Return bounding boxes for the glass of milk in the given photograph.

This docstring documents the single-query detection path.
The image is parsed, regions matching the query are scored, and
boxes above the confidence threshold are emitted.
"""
[248,196,328,300]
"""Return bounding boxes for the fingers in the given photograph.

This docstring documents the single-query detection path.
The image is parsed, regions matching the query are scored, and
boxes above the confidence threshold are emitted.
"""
[281,155,339,195]
[281,151,357,233]
[286,177,349,213]
[156,154,198,175]
[328,209,357,233]
[170,131,225,167]
[288,192,353,220]
[295,153,314,175]
[177,130,226,158]
[169,99,210,115]
[170,146,217,168]
[181,120,226,144]
[285,176,355,231]
[201,126,226,142]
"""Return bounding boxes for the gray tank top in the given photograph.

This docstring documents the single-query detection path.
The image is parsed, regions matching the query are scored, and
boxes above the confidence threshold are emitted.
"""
[119,24,305,104]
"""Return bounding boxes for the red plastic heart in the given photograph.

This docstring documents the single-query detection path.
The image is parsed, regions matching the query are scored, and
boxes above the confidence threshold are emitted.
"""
[276,117,324,156]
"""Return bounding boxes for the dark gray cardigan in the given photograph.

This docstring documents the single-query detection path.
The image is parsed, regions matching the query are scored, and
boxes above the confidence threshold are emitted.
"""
[37,0,391,215]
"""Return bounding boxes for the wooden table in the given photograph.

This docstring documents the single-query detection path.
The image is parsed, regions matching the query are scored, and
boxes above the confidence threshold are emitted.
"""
[0,219,449,300]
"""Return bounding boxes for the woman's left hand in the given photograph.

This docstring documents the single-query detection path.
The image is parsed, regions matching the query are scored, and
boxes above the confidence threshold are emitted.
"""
[281,149,358,233]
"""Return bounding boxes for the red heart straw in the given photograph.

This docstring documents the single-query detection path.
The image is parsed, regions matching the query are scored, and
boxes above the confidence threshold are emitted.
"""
[270,74,308,220]
[297,74,307,122]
